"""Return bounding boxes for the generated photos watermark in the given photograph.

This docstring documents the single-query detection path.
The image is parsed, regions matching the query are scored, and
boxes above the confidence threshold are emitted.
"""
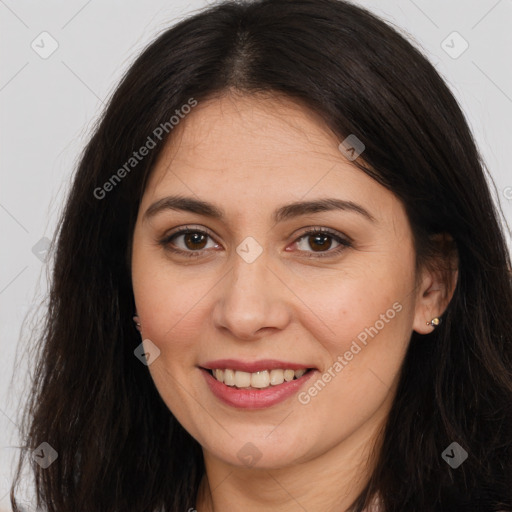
[298,301,403,405]
[93,97,198,200]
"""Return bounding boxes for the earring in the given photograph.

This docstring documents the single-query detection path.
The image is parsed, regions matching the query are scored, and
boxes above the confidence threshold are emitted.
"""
[133,315,141,332]
[426,317,442,328]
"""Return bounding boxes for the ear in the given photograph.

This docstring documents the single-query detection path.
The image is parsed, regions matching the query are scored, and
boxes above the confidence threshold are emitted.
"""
[413,233,459,335]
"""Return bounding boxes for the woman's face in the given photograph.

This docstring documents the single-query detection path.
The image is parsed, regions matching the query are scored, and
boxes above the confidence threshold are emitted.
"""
[131,92,436,471]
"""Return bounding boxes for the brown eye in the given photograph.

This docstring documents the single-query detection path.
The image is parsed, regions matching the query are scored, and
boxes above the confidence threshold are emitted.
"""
[293,228,352,258]
[159,227,220,257]
[307,233,333,252]
[182,232,208,250]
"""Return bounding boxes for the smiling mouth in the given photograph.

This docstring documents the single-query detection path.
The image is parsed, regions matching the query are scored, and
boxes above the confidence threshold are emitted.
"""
[205,367,314,390]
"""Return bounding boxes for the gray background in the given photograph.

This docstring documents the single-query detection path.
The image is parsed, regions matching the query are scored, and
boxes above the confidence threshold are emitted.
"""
[1,0,511,509]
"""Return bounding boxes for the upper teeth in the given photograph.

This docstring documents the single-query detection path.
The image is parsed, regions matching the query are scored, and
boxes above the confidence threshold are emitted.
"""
[212,368,307,388]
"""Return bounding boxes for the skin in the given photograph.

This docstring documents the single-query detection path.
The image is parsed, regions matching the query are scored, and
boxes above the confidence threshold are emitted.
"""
[131,91,457,512]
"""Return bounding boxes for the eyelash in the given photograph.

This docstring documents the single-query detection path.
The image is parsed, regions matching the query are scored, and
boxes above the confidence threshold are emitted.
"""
[158,225,352,259]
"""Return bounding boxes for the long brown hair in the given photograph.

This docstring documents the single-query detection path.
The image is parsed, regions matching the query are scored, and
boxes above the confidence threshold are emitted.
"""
[11,1,512,510]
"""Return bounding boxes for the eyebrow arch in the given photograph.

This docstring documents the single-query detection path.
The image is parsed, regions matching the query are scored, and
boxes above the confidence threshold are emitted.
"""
[144,195,376,223]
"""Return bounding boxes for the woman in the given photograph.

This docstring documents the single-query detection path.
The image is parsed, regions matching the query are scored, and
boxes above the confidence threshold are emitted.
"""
[11,0,512,511]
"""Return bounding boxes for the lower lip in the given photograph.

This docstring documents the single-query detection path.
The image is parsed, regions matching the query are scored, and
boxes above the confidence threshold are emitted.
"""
[201,368,317,409]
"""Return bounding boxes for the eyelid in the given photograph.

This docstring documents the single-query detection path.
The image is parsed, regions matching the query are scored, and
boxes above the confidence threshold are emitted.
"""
[293,225,353,244]
[161,224,217,241]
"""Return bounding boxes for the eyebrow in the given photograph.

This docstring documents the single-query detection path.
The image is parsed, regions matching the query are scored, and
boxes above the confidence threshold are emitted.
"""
[144,195,376,223]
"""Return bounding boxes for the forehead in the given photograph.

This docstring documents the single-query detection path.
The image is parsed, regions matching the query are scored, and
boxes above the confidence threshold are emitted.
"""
[140,92,400,223]
[152,93,340,175]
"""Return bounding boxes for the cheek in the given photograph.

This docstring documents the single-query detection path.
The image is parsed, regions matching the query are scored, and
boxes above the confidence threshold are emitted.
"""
[293,257,417,420]
[132,258,213,428]
[131,244,197,353]
[294,279,413,438]
[133,274,210,359]
[298,261,414,352]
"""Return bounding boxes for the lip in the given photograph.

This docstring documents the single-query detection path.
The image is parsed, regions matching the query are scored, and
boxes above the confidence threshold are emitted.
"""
[201,359,314,373]
[200,366,317,409]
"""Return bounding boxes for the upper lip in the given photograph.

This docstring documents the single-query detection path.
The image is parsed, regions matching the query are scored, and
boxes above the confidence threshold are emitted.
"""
[201,359,315,373]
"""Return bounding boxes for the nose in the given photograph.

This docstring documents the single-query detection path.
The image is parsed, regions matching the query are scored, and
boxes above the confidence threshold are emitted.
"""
[211,247,292,341]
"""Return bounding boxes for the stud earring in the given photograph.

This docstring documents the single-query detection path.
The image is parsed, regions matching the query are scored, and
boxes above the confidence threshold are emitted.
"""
[133,315,141,332]
[426,317,442,328]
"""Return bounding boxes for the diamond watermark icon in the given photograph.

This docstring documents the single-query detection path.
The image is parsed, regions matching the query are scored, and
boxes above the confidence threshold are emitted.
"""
[338,134,365,161]
[441,31,469,59]
[31,236,51,263]
[441,441,468,469]
[236,236,263,264]
[33,442,58,469]
[237,442,262,467]
[31,32,59,59]
[134,339,161,366]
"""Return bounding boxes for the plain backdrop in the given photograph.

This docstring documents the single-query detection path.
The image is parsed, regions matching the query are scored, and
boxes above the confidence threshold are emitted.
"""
[1,0,511,509]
